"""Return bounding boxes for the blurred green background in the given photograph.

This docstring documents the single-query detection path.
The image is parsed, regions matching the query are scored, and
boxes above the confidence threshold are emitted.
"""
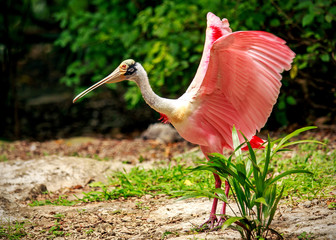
[1,0,335,140]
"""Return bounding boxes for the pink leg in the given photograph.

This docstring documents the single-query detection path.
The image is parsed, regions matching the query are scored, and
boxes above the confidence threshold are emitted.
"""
[199,146,229,230]
[217,180,230,227]
[210,173,222,218]
[199,173,222,229]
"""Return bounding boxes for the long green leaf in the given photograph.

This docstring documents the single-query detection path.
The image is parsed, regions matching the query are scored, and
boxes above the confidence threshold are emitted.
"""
[255,197,268,207]
[243,133,265,195]
[266,185,284,228]
[232,125,242,158]
[267,169,312,186]
[231,179,247,216]
[214,188,228,203]
[262,184,277,225]
[222,216,246,230]
[273,126,317,154]
[178,190,219,201]
[281,139,324,148]
[206,155,256,190]
[246,158,253,178]
[209,153,229,161]
[262,135,272,181]
[241,133,261,191]
[243,136,258,168]
[234,171,255,191]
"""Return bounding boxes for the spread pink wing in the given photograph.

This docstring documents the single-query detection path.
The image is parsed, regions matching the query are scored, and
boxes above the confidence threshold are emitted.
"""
[182,13,295,150]
[185,12,232,96]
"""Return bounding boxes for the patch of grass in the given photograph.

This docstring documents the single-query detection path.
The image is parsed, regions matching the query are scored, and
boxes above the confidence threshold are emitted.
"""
[80,164,213,202]
[180,127,319,239]
[0,220,27,239]
[161,230,179,239]
[328,201,336,209]
[111,209,122,214]
[85,228,94,235]
[273,140,336,200]
[54,213,65,220]
[29,195,77,207]
[92,154,110,161]
[76,208,87,214]
[28,134,335,207]
[0,154,8,162]
[135,201,150,210]
[298,231,314,240]
[47,213,65,238]
[138,155,146,163]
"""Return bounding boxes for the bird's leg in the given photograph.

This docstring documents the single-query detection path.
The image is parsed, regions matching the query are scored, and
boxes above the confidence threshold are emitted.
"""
[199,173,221,230]
[216,180,230,227]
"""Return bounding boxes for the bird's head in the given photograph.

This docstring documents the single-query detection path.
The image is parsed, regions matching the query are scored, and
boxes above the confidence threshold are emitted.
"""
[73,59,138,103]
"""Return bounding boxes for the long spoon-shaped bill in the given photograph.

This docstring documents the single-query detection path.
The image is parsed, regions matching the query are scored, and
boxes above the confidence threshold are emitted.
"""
[72,68,124,103]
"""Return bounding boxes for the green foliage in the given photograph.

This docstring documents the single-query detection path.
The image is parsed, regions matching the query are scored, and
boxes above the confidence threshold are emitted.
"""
[29,195,77,207]
[55,0,335,124]
[181,126,320,238]
[26,164,213,206]
[328,202,336,209]
[81,164,213,202]
[0,221,27,240]
[298,231,315,240]
[30,130,334,208]
[47,213,65,237]
[275,138,336,200]
[161,230,179,239]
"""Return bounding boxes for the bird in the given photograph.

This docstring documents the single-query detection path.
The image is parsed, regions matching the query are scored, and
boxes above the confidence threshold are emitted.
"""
[73,12,295,229]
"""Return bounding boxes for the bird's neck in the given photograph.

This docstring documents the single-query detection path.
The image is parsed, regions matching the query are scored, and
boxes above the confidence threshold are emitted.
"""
[134,65,176,116]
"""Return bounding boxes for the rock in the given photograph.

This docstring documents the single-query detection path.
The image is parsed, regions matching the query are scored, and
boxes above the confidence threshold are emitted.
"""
[143,194,152,200]
[0,156,111,202]
[121,216,131,222]
[26,184,48,200]
[300,200,312,208]
[141,123,182,143]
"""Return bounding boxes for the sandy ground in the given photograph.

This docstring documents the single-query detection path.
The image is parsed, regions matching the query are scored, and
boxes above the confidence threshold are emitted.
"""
[0,137,335,239]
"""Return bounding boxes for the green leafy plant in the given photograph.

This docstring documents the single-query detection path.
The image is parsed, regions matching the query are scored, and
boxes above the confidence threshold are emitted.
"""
[48,213,65,237]
[27,129,333,209]
[327,202,336,210]
[0,221,27,240]
[161,230,179,239]
[297,231,314,240]
[181,126,321,239]
[54,1,335,126]
[85,228,94,235]
[80,164,213,202]
[29,195,77,207]
[276,138,335,200]
[135,201,150,210]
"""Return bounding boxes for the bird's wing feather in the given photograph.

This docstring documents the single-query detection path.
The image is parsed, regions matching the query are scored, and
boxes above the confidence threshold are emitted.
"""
[184,12,231,97]
[182,20,295,150]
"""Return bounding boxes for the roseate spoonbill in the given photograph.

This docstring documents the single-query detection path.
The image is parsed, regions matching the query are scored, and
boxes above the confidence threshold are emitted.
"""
[73,12,295,229]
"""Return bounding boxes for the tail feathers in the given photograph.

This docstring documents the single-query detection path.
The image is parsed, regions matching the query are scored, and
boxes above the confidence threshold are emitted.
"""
[242,135,265,151]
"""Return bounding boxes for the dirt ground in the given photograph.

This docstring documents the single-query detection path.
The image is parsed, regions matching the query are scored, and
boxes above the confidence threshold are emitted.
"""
[1,130,336,239]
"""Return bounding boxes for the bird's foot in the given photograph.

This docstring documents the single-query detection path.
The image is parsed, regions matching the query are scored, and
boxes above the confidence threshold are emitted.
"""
[197,215,218,231]
[213,216,227,230]
[197,216,227,232]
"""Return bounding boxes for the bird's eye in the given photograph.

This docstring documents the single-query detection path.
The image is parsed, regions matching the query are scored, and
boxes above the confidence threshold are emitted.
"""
[124,65,137,75]
[121,64,127,69]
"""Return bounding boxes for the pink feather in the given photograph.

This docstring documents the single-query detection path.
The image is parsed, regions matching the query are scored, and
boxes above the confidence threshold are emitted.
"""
[177,12,295,152]
[170,12,294,226]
